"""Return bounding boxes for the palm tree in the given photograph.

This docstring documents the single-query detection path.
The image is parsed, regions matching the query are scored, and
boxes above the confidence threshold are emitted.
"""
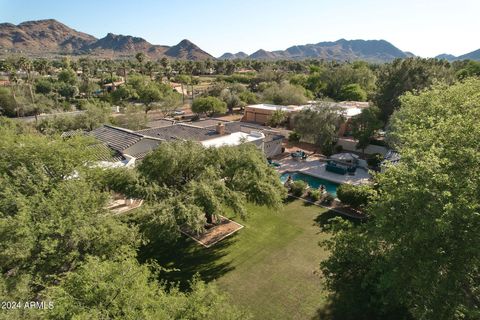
[135,52,146,75]
[119,60,130,84]
[7,68,20,117]
[17,57,38,120]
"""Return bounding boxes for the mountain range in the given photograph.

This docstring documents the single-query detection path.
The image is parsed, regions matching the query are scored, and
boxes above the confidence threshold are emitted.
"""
[0,19,213,60]
[220,39,416,62]
[0,19,478,62]
[435,49,480,61]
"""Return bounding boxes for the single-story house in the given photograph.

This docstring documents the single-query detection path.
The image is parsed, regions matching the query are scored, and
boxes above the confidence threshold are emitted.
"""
[243,101,369,136]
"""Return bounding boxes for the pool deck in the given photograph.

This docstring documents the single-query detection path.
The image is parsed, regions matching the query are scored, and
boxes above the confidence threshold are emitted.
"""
[276,157,371,185]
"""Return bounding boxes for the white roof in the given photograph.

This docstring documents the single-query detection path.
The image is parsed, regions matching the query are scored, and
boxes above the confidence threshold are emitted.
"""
[201,131,264,148]
[247,101,368,118]
[305,101,369,118]
[246,104,305,112]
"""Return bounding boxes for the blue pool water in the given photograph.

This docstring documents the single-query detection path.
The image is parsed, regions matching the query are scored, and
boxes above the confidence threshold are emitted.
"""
[280,172,339,197]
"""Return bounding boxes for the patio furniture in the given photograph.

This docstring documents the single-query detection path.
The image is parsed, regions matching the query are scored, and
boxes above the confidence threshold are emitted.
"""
[326,161,347,175]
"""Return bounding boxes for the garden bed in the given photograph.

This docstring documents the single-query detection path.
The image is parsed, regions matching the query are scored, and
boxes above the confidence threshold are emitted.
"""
[180,216,244,248]
[287,192,366,220]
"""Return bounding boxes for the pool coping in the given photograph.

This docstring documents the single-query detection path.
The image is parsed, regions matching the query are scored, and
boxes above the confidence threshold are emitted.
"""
[279,169,354,186]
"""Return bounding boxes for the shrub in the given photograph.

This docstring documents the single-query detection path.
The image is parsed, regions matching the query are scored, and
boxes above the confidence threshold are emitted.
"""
[267,110,287,127]
[288,131,301,142]
[290,180,307,197]
[321,193,335,205]
[308,189,321,201]
[367,153,383,167]
[336,184,373,209]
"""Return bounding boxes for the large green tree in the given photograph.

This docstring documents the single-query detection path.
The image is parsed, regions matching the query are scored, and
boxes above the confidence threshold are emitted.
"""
[136,141,286,230]
[292,104,342,155]
[351,105,383,155]
[321,79,480,320]
[0,119,253,320]
[374,57,455,121]
[191,96,227,117]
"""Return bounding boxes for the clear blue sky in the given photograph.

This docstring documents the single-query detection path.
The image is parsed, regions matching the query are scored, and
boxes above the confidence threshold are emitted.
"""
[0,0,478,57]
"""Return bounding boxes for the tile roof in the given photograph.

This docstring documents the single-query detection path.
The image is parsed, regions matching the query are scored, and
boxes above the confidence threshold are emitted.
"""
[61,129,86,138]
[145,119,176,128]
[136,124,223,142]
[88,143,125,162]
[90,125,143,152]
[186,119,228,128]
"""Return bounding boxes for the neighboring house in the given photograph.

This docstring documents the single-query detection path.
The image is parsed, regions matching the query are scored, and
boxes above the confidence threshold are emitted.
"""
[90,125,162,163]
[137,122,267,154]
[243,102,369,136]
[62,119,285,168]
[186,119,285,158]
[243,104,304,126]
[145,119,176,128]
[103,80,125,92]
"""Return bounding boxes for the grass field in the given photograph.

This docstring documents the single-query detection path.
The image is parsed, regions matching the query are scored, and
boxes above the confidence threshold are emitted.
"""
[140,200,342,320]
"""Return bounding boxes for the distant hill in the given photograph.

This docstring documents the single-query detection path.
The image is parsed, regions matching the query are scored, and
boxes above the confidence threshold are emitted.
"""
[0,19,213,60]
[0,19,95,54]
[435,49,480,61]
[435,53,457,61]
[219,39,412,62]
[164,39,212,60]
[218,51,248,60]
[458,49,480,61]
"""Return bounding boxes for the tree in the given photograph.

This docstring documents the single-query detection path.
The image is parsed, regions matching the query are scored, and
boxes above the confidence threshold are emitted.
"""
[191,96,227,117]
[293,104,342,155]
[135,52,146,74]
[0,126,138,299]
[261,81,309,105]
[374,58,455,122]
[454,60,480,79]
[138,83,163,114]
[57,68,78,86]
[0,87,17,117]
[111,104,146,130]
[267,109,287,127]
[321,79,480,319]
[0,122,250,320]
[175,74,191,104]
[336,184,373,209]
[338,83,367,101]
[35,78,54,95]
[77,101,112,130]
[220,87,246,114]
[351,106,383,156]
[137,141,286,229]
[45,255,250,320]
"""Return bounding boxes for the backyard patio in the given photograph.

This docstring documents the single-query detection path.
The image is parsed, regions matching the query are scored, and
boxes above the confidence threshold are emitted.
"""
[276,156,371,185]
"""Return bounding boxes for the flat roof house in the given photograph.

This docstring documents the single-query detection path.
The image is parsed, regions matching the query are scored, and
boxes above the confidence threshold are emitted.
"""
[243,101,369,136]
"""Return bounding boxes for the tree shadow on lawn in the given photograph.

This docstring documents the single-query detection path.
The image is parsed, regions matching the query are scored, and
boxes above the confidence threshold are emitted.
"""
[313,210,361,233]
[138,232,237,291]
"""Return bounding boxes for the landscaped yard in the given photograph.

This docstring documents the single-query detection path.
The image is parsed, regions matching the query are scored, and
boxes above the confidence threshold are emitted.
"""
[140,200,344,319]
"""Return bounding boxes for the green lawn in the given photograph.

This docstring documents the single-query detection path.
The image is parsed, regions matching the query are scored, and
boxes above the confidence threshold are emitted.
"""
[140,200,342,320]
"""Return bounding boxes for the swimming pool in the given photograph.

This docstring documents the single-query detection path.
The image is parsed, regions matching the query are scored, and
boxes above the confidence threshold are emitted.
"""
[280,171,339,197]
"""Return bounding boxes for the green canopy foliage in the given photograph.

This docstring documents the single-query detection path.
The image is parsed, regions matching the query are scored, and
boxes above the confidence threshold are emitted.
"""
[0,120,253,319]
[374,57,455,121]
[191,96,227,116]
[321,78,480,320]
[293,104,342,155]
[136,141,286,229]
